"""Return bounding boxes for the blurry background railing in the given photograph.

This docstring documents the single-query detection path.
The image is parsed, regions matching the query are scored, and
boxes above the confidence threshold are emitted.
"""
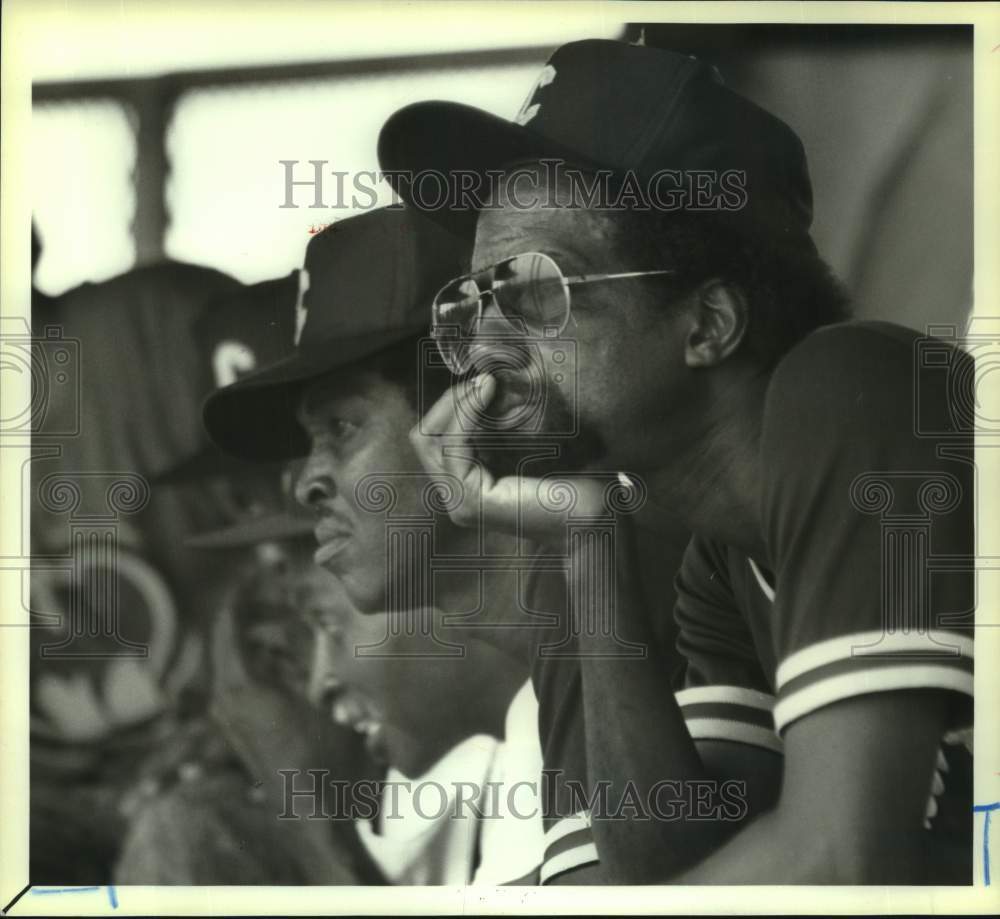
[31,46,563,293]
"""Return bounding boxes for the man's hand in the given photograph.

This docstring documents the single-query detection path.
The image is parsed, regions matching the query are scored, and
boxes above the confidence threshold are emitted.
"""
[410,373,627,546]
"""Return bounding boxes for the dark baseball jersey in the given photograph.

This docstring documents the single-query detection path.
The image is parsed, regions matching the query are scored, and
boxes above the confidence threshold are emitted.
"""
[522,559,597,885]
[527,552,687,884]
[674,321,974,881]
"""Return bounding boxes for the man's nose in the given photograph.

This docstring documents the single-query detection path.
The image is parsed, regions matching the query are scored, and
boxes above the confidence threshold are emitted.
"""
[294,452,333,509]
[477,298,522,335]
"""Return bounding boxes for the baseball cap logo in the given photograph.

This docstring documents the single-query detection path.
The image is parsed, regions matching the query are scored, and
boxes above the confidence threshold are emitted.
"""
[212,340,256,388]
[514,64,556,126]
[293,268,310,346]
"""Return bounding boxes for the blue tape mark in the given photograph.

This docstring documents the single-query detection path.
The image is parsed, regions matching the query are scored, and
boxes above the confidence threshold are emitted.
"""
[974,801,1000,886]
[30,885,118,908]
[32,887,101,894]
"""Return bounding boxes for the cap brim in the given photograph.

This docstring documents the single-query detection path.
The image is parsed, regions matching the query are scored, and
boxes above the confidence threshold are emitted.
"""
[184,512,314,549]
[203,321,427,462]
[378,101,593,238]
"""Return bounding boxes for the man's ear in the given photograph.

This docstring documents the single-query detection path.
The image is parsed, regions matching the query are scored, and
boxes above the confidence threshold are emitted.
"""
[683,279,749,368]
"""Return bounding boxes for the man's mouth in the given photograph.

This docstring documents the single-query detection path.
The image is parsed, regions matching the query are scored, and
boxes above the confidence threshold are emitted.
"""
[330,698,387,762]
[313,520,352,565]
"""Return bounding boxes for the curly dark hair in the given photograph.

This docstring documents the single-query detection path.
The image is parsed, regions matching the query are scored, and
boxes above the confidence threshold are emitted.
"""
[611,210,852,369]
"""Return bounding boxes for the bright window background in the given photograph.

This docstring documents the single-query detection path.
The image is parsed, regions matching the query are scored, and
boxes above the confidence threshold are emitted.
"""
[25,0,621,83]
[27,2,623,294]
[32,100,137,295]
[164,62,542,283]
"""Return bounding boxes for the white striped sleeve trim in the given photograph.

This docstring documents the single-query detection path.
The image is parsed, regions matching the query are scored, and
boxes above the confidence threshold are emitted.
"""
[775,630,974,688]
[684,717,784,754]
[675,685,775,711]
[540,811,597,884]
[774,664,975,734]
[543,809,591,847]
[675,685,781,753]
[539,842,599,884]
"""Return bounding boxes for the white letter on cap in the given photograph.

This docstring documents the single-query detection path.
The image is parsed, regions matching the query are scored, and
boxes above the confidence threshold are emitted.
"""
[294,268,310,346]
[515,65,556,126]
[213,341,256,387]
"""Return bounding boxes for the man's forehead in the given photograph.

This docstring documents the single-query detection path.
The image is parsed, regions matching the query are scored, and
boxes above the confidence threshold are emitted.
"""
[475,171,621,268]
[473,210,620,274]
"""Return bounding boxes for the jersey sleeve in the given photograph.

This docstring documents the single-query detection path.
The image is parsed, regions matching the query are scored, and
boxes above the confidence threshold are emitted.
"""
[674,535,783,755]
[532,653,601,883]
[760,323,974,735]
[525,564,600,884]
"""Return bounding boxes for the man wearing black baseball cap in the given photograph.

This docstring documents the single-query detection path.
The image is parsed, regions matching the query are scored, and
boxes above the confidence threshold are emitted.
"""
[379,39,974,885]
[153,272,315,546]
[118,275,380,884]
[204,207,547,884]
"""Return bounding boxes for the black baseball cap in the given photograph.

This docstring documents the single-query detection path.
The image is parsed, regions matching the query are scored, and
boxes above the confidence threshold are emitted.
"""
[203,206,470,461]
[151,272,299,484]
[151,274,315,547]
[378,39,814,249]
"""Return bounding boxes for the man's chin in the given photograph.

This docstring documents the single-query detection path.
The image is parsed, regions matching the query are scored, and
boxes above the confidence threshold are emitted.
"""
[328,568,386,616]
[330,571,444,620]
